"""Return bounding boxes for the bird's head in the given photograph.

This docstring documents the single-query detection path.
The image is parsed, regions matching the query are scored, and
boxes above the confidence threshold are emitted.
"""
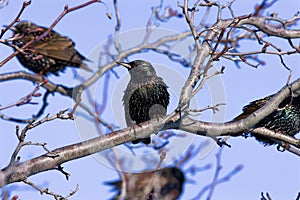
[11,21,40,34]
[117,60,157,79]
[160,167,185,187]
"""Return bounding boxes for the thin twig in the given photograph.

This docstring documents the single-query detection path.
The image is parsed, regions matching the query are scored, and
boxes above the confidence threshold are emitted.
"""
[156,148,167,169]
[0,0,31,39]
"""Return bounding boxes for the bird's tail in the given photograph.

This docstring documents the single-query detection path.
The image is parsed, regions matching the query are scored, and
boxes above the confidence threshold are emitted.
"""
[80,62,93,72]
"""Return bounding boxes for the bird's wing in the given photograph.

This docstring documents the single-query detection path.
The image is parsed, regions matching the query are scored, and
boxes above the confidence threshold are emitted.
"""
[35,34,92,71]
[35,34,80,60]
[123,88,133,126]
[233,95,273,121]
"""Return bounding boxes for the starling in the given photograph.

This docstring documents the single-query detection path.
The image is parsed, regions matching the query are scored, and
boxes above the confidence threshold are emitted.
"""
[233,94,300,146]
[118,60,170,145]
[106,167,185,200]
[10,21,91,76]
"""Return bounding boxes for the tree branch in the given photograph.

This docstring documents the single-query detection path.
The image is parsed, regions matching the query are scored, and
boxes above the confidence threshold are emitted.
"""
[1,77,300,187]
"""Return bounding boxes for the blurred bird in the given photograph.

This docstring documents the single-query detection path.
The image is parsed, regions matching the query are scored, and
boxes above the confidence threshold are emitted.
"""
[107,167,185,200]
[10,21,91,76]
[233,93,300,146]
[118,60,170,145]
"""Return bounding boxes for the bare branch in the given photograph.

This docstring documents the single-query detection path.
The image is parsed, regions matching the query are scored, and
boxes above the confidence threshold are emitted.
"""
[0,0,31,39]
[0,79,47,111]
[113,0,122,53]
[23,179,78,200]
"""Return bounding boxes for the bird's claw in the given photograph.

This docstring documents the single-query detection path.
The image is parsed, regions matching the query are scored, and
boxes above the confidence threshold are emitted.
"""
[276,142,290,152]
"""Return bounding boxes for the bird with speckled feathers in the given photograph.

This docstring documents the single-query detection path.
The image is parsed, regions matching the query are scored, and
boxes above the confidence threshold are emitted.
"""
[10,21,91,76]
[118,60,170,145]
[233,93,300,146]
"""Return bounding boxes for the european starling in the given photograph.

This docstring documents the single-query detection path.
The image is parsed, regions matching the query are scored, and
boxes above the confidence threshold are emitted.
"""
[10,21,91,76]
[106,167,185,200]
[233,94,300,146]
[118,60,170,145]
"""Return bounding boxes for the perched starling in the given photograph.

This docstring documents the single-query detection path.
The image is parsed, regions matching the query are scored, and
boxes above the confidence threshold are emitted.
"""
[233,94,300,146]
[10,21,91,76]
[118,60,170,145]
[106,167,185,200]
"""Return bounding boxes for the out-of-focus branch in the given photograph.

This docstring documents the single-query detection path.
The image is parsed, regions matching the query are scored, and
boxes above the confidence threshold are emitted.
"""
[0,0,9,9]
[0,89,51,124]
[156,149,166,169]
[113,0,122,53]
[191,147,243,200]
[0,79,47,111]
[253,0,279,17]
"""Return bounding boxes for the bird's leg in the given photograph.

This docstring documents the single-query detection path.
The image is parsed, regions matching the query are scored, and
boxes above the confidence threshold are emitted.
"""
[130,120,143,128]
[31,70,47,84]
[274,131,294,151]
[36,70,47,82]
[276,138,291,152]
[128,120,143,144]
[39,65,51,76]
[129,121,151,145]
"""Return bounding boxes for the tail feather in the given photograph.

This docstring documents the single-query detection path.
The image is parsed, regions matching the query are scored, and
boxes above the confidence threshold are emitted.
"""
[80,62,93,72]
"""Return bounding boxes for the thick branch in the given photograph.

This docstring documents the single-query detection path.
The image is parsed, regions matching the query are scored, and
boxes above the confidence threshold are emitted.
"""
[178,14,300,110]
[1,77,300,187]
[242,16,300,38]
[0,71,70,96]
[181,77,300,139]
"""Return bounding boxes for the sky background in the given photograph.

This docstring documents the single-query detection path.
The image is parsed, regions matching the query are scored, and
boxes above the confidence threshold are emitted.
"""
[0,0,300,199]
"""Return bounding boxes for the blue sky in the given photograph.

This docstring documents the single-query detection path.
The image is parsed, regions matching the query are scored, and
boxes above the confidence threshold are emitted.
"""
[0,0,300,199]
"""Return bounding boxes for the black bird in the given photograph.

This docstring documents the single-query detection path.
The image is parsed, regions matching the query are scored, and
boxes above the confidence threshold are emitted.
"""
[106,167,185,200]
[10,21,91,76]
[233,94,300,146]
[118,60,170,145]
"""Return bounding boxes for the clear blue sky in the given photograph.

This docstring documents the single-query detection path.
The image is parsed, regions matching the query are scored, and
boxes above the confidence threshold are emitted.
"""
[0,0,300,199]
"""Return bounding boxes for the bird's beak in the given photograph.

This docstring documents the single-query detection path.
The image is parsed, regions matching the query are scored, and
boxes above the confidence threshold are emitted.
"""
[116,61,132,69]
